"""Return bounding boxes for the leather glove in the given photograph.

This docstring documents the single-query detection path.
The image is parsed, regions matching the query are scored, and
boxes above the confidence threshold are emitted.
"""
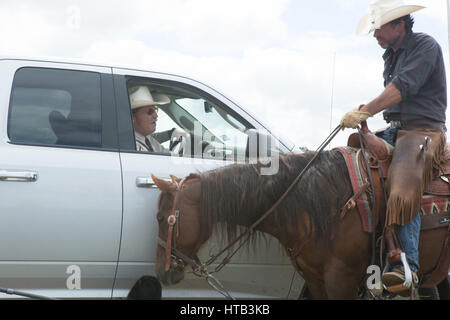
[340,108,372,129]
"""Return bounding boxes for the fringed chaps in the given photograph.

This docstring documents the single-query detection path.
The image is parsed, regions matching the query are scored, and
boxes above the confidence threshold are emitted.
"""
[385,128,446,226]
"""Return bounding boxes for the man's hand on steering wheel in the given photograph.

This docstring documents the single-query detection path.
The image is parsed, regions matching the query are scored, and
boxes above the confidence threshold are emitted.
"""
[169,128,190,155]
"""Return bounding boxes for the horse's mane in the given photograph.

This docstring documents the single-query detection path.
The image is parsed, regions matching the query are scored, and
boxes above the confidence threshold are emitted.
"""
[187,150,353,245]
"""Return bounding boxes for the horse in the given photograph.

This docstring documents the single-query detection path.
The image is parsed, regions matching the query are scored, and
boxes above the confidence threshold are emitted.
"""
[152,150,449,299]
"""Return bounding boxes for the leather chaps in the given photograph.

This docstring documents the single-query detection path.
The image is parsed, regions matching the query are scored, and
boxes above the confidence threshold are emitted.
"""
[385,128,446,226]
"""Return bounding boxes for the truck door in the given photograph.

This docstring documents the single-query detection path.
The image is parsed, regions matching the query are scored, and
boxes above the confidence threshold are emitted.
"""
[111,69,296,299]
[0,62,122,298]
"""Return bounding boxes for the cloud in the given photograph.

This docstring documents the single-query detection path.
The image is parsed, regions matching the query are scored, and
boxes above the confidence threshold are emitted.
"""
[81,34,385,149]
[416,0,448,24]
[132,0,291,54]
[0,0,292,56]
[0,0,447,150]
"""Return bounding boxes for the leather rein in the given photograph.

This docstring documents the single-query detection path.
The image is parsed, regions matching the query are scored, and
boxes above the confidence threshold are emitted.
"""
[157,125,343,277]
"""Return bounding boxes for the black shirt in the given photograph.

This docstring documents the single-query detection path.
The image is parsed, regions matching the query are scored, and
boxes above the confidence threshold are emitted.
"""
[382,31,447,124]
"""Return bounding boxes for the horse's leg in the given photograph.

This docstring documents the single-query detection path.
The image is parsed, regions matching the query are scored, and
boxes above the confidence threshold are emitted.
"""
[301,275,327,300]
[295,250,329,299]
[324,208,371,299]
[323,257,364,299]
[298,253,362,299]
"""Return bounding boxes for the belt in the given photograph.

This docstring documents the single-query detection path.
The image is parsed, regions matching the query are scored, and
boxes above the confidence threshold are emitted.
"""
[389,121,402,128]
[389,119,446,131]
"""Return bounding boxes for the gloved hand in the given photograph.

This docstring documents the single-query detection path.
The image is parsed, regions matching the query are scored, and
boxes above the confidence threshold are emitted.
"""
[340,107,372,129]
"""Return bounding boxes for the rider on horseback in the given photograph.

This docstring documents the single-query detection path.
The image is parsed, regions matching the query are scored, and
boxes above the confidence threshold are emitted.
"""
[340,0,447,295]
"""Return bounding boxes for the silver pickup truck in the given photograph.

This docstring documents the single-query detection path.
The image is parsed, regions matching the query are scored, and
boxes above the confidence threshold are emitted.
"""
[0,56,304,299]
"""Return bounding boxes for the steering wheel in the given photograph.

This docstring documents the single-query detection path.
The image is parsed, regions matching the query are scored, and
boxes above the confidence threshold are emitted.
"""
[169,134,186,156]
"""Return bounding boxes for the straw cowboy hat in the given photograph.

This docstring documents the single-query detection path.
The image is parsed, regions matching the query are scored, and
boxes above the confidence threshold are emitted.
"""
[129,86,170,110]
[356,0,425,35]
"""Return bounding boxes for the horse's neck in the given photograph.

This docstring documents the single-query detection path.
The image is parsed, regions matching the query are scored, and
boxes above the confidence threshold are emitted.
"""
[199,165,294,244]
[223,205,283,242]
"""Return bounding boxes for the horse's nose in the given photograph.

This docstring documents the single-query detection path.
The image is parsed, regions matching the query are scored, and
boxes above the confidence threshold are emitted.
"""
[156,266,184,286]
[155,269,171,286]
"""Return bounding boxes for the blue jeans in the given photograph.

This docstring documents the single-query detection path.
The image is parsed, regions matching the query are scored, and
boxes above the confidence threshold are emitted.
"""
[376,128,421,272]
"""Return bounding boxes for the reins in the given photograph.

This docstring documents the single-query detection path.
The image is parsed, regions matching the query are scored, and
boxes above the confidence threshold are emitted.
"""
[203,124,343,270]
[356,127,386,267]
[158,125,343,279]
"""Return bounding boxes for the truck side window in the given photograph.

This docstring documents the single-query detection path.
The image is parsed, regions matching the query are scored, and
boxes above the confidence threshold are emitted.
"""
[8,68,102,148]
[126,78,254,161]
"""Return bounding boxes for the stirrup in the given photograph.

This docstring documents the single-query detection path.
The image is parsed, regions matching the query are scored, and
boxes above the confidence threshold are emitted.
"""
[382,252,415,294]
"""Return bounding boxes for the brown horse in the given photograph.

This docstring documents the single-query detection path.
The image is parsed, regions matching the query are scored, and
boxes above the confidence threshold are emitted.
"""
[152,150,449,299]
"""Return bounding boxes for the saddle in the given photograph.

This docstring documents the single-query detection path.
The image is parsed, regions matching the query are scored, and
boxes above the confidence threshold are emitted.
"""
[336,121,450,290]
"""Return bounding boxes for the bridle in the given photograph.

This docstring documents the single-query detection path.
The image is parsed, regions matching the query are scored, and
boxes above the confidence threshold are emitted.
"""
[157,125,344,278]
[157,178,192,272]
[156,176,254,277]
[156,178,236,300]
[157,178,213,275]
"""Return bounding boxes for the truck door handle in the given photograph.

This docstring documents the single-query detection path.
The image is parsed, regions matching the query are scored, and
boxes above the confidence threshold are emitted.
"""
[136,176,170,188]
[0,170,38,182]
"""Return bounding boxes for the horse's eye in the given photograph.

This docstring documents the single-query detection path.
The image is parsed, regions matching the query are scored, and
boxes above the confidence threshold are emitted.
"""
[157,215,164,224]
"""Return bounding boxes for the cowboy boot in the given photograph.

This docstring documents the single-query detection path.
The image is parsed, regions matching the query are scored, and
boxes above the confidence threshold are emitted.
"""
[382,229,419,296]
[382,265,419,297]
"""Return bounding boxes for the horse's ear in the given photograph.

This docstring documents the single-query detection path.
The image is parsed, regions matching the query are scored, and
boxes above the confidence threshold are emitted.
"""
[170,174,181,183]
[151,174,177,192]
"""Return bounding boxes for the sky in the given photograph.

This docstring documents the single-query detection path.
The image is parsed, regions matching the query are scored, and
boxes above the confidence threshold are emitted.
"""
[0,0,448,150]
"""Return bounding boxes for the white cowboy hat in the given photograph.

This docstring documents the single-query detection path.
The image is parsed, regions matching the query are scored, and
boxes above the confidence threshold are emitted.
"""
[356,0,425,35]
[129,86,170,110]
